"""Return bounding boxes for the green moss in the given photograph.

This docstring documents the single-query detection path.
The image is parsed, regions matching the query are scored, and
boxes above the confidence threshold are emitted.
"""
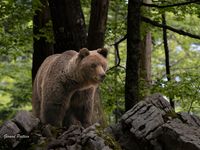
[95,126,121,150]
[163,110,178,122]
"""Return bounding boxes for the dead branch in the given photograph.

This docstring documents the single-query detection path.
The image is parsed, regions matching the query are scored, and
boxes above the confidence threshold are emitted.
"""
[108,35,127,71]
[142,16,200,40]
[142,0,199,8]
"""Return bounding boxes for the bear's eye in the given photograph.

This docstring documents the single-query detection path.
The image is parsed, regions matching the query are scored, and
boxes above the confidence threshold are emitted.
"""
[91,63,97,68]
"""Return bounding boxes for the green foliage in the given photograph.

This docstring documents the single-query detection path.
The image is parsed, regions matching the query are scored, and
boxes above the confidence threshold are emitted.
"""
[151,71,200,114]
[0,0,33,56]
[0,0,33,122]
[99,0,127,123]
[105,0,127,44]
[34,20,54,43]
[150,10,200,115]
[8,62,32,108]
[81,0,91,27]
[100,67,125,123]
[0,57,32,122]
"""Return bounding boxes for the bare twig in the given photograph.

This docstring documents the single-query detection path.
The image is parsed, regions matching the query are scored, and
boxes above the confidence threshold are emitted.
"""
[188,98,195,113]
[112,35,127,46]
[171,66,200,71]
[108,35,127,71]
[107,65,126,72]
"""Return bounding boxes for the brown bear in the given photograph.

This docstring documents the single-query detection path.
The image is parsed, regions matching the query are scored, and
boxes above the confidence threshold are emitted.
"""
[32,48,108,128]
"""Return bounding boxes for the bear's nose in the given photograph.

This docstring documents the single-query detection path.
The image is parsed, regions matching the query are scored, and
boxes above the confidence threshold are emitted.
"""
[100,74,106,81]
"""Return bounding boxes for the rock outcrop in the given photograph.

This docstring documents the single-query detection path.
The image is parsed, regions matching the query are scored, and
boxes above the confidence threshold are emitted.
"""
[0,94,200,150]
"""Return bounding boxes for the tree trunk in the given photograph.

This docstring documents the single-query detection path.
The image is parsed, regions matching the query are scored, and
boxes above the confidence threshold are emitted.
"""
[125,0,142,111]
[140,32,151,83]
[48,0,87,52]
[139,0,152,98]
[87,0,109,49]
[32,0,54,82]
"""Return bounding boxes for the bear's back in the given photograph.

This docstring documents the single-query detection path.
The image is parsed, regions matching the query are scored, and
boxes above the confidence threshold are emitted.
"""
[35,50,78,94]
[39,50,77,78]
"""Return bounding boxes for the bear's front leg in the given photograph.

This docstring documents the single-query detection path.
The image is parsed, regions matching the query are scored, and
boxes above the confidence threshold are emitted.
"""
[62,108,82,128]
[40,101,68,127]
[40,83,74,127]
[70,88,96,128]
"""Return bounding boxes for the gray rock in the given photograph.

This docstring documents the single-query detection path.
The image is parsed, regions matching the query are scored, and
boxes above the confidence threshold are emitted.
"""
[13,110,40,133]
[0,120,20,148]
[179,112,200,127]
[108,93,200,150]
[160,120,200,150]
[46,124,117,150]
[81,124,113,150]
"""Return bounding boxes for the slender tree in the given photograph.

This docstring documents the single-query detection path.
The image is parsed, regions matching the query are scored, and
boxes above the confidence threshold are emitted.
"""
[162,13,174,108]
[139,0,152,98]
[125,0,142,111]
[140,32,151,84]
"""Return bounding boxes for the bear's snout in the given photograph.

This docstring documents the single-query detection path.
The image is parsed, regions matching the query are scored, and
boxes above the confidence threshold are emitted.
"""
[93,73,106,82]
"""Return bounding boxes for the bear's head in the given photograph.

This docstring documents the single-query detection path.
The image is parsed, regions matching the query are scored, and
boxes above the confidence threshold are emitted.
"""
[78,48,108,84]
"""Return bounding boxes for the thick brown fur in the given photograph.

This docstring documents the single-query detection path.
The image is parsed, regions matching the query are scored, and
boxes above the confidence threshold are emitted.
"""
[32,48,108,128]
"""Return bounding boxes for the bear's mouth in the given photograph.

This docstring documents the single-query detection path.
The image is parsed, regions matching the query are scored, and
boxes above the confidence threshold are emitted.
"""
[94,76,105,83]
[93,77,100,82]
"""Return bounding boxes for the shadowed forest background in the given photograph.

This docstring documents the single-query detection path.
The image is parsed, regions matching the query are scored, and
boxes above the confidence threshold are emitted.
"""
[0,0,200,124]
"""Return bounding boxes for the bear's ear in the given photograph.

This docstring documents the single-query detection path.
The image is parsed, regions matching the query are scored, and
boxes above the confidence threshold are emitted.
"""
[78,48,90,59]
[97,48,108,58]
